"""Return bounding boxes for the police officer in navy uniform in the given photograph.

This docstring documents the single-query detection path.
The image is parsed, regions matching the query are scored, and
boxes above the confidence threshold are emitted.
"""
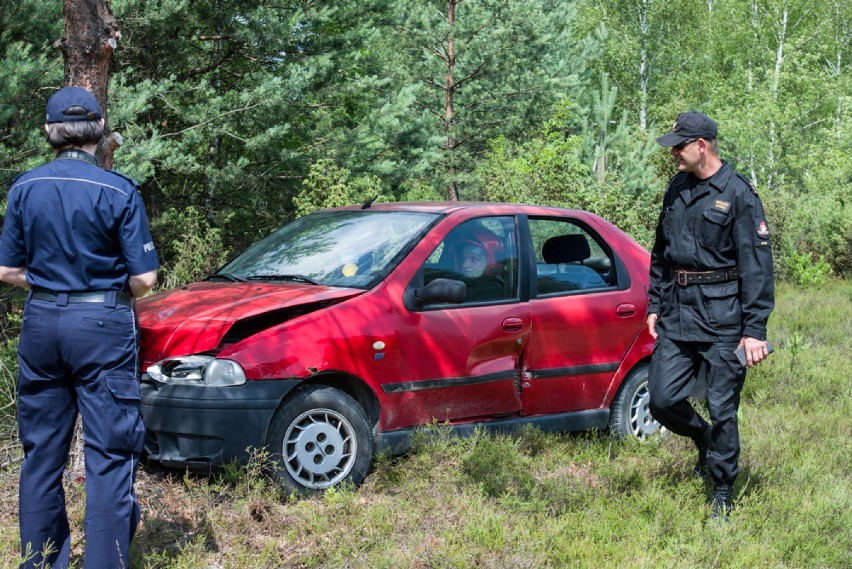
[0,86,159,567]
[646,112,774,519]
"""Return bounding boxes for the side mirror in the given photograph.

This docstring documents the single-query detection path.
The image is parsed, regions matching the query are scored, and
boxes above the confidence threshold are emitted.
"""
[414,278,466,306]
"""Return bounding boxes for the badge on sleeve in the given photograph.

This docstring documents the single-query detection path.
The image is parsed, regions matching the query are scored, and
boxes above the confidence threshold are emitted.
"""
[756,219,770,239]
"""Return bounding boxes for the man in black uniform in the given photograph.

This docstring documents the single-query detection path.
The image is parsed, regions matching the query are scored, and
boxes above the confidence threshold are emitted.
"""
[646,112,774,519]
[0,86,159,567]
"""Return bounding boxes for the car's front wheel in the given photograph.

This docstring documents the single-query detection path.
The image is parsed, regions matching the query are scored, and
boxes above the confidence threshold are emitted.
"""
[609,365,666,440]
[267,385,373,493]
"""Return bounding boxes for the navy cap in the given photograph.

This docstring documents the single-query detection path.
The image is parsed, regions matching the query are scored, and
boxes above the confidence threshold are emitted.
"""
[45,86,102,123]
[656,112,717,146]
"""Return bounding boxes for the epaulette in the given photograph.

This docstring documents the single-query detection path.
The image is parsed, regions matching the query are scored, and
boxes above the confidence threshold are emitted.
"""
[664,172,689,198]
[668,172,689,185]
[734,172,758,195]
[108,169,141,191]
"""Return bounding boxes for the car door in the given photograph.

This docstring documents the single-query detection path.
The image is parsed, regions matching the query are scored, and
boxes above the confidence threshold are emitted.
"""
[521,215,646,415]
[386,216,530,429]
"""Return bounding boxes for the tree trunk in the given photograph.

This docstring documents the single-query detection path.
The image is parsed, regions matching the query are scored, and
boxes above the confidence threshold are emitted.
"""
[55,0,123,169]
[55,0,122,477]
[637,0,649,133]
[767,2,788,193]
[445,0,459,201]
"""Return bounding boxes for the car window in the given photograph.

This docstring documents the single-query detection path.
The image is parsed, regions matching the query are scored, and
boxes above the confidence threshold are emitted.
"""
[529,218,614,296]
[421,216,518,304]
[218,210,438,288]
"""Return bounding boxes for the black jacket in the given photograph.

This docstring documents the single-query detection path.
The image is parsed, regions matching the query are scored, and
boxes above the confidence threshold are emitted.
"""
[648,161,774,341]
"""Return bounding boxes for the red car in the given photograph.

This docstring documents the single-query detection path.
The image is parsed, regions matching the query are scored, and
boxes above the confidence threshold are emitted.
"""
[138,202,659,492]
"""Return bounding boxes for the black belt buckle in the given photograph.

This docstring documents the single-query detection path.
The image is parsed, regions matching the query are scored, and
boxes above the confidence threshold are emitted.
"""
[675,270,688,286]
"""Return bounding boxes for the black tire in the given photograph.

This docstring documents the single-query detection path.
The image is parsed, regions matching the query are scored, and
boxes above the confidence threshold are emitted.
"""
[609,364,666,440]
[267,385,373,492]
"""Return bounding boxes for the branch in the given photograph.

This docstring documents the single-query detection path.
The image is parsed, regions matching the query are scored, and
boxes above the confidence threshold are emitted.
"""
[453,59,488,89]
[412,99,444,120]
[161,101,266,138]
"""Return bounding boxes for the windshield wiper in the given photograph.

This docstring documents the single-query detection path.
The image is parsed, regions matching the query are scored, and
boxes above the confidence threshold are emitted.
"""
[205,273,247,282]
[246,274,320,285]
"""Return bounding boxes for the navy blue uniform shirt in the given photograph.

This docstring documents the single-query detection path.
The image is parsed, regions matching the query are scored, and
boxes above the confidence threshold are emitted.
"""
[0,150,159,291]
[648,161,774,342]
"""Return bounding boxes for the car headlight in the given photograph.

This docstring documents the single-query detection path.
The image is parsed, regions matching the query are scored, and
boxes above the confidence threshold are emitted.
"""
[147,355,246,386]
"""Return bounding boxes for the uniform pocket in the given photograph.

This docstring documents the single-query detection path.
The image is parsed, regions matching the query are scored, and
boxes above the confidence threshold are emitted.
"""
[700,209,733,248]
[100,372,146,454]
[699,281,741,329]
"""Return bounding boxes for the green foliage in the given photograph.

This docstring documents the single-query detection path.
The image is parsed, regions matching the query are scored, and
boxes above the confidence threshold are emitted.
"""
[0,0,63,185]
[292,159,386,217]
[785,251,833,287]
[475,123,658,247]
[461,433,536,499]
[0,0,849,292]
[150,206,230,289]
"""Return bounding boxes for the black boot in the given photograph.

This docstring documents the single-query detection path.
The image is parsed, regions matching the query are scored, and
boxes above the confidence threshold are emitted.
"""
[710,484,733,520]
[692,429,710,480]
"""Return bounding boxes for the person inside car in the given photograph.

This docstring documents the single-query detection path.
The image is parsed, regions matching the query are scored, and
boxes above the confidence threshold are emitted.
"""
[453,233,504,302]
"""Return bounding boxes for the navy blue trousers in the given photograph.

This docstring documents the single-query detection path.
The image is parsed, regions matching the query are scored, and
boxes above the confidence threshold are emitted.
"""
[17,294,144,569]
[648,335,746,487]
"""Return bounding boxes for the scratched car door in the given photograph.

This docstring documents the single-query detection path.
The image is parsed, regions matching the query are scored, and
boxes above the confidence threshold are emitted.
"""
[387,216,530,429]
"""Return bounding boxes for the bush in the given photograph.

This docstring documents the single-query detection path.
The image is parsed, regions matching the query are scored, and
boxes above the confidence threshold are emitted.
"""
[151,206,231,290]
[292,159,387,218]
[786,251,833,287]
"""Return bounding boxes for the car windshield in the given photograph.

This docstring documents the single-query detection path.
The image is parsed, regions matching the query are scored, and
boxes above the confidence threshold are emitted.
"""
[217,210,438,289]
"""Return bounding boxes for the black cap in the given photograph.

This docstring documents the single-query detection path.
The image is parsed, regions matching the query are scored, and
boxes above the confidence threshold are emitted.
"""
[45,86,102,124]
[656,112,717,146]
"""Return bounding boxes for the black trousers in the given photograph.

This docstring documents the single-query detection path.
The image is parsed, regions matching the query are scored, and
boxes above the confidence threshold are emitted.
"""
[648,335,746,486]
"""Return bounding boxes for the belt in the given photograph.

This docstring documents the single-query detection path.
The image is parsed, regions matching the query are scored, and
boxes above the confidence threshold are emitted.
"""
[674,267,739,286]
[30,290,134,307]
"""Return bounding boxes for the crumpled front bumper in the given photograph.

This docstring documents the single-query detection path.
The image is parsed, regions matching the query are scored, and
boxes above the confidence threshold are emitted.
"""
[140,378,300,470]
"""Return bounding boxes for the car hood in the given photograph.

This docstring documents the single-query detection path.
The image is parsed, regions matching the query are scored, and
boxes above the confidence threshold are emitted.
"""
[137,282,363,364]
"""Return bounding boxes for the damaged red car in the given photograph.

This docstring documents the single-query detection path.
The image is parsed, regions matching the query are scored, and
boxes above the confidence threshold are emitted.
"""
[138,202,659,492]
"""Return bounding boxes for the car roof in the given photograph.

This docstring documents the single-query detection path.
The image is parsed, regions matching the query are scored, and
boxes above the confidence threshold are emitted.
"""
[333,200,589,217]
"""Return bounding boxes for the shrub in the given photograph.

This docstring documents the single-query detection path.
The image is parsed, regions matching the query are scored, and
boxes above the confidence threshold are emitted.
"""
[151,206,230,290]
[786,250,833,287]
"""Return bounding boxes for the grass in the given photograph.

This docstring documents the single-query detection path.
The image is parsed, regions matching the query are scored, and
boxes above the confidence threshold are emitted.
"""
[0,280,850,568]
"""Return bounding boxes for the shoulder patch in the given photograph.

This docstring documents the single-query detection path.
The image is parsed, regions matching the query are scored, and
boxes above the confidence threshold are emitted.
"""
[756,219,770,239]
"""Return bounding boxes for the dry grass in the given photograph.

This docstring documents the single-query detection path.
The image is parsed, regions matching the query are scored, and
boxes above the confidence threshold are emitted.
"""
[0,281,850,568]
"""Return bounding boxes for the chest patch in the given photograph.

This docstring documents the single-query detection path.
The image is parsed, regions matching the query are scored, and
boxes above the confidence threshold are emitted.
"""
[713,199,731,213]
[756,219,770,239]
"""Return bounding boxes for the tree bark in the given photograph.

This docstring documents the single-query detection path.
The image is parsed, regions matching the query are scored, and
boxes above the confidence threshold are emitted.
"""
[55,0,122,169]
[445,0,459,201]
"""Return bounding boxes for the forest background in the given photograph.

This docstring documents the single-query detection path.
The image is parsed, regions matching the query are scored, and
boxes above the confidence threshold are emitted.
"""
[0,0,849,290]
[0,1,850,566]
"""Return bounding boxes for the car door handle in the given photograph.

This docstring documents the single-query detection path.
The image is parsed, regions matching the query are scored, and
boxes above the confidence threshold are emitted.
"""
[616,304,637,317]
[502,317,525,332]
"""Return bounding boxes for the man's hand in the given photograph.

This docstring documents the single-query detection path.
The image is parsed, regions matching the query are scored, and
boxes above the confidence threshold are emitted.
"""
[739,336,769,367]
[646,313,658,340]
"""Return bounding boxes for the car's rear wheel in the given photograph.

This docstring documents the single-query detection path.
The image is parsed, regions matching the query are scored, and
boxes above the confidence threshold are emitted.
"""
[267,385,373,492]
[609,365,666,440]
